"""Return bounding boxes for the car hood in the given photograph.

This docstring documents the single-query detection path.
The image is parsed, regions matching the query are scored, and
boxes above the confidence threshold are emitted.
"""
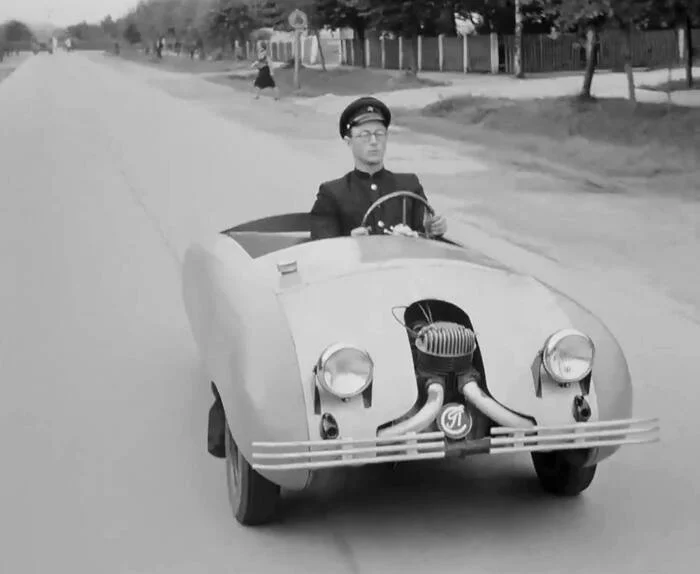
[254,234,512,291]
[273,254,582,432]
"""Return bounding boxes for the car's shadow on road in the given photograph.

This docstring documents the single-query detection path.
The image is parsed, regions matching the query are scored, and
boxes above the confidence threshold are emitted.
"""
[258,456,590,536]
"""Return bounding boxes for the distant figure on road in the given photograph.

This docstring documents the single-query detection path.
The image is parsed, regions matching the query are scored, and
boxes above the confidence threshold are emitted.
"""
[251,43,280,101]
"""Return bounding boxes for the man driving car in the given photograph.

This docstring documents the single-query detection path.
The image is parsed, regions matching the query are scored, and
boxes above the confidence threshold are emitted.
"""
[310,96,448,240]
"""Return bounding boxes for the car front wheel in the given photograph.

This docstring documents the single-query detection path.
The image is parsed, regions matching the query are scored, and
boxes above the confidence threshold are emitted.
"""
[531,451,597,496]
[225,424,280,526]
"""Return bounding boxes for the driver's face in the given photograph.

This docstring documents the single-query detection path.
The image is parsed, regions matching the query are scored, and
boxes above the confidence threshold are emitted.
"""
[346,120,388,166]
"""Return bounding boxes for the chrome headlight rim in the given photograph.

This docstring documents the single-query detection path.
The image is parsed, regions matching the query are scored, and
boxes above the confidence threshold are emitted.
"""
[542,328,595,384]
[316,343,374,399]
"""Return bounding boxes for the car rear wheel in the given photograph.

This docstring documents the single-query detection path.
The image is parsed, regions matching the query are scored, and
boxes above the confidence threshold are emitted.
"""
[531,451,597,496]
[225,424,280,526]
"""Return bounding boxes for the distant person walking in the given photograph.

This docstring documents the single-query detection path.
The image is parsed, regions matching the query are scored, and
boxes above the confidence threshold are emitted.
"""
[251,43,280,101]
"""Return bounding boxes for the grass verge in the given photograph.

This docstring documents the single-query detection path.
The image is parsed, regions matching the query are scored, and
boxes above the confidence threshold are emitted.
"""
[114,48,251,75]
[0,68,16,83]
[395,95,700,189]
[217,65,448,97]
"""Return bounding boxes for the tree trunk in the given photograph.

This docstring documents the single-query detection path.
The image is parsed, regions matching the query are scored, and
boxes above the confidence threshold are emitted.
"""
[356,25,366,68]
[514,0,524,78]
[439,3,458,36]
[685,14,694,89]
[314,30,326,71]
[623,24,636,103]
[405,35,419,76]
[580,26,598,99]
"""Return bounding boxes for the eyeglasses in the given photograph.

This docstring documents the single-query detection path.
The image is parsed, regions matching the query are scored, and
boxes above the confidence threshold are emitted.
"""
[352,130,388,142]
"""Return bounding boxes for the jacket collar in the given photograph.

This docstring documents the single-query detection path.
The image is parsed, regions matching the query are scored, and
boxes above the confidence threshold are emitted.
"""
[352,167,387,179]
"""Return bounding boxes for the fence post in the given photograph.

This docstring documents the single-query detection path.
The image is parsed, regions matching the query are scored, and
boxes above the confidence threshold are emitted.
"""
[381,36,386,68]
[399,37,403,70]
[490,32,499,74]
[418,35,423,71]
[438,34,444,71]
[463,34,468,73]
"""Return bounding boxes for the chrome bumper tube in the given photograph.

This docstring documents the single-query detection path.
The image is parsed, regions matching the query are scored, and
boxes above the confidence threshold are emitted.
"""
[251,417,660,471]
[252,431,446,471]
[489,417,661,454]
[377,381,445,438]
[461,380,534,429]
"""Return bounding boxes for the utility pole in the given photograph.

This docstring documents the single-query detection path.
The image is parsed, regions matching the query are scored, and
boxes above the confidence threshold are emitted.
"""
[288,9,308,90]
[514,0,524,78]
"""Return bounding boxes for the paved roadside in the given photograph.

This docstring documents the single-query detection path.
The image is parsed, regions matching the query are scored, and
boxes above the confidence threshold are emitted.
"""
[291,65,700,112]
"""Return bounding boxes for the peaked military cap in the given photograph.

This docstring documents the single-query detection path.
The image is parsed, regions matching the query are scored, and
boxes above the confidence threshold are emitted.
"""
[339,96,392,138]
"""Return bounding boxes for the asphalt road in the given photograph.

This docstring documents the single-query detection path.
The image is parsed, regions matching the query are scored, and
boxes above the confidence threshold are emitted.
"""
[1,52,698,574]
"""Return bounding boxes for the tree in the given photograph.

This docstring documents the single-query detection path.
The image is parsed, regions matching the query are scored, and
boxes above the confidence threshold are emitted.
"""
[314,0,371,67]
[361,1,444,75]
[515,0,524,77]
[542,1,613,99]
[1,19,35,43]
[101,15,119,38]
[453,0,554,34]
[208,0,260,52]
[309,2,333,71]
[542,1,678,100]
[123,20,142,44]
[611,0,654,102]
[645,0,699,87]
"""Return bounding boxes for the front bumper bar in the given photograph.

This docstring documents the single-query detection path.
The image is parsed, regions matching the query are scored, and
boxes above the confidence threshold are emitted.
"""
[251,417,659,471]
[489,416,660,454]
[252,431,446,471]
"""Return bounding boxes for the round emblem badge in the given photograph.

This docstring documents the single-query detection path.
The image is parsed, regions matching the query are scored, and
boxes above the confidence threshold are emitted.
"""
[437,403,472,440]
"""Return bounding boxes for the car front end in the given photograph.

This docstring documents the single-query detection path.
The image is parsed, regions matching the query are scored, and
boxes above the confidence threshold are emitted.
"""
[251,261,660,478]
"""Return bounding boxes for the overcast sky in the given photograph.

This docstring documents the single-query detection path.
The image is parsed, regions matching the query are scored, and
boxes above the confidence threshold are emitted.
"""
[1,0,138,27]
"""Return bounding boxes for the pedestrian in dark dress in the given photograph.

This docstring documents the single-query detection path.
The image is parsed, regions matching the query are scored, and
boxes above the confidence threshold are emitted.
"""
[251,43,280,100]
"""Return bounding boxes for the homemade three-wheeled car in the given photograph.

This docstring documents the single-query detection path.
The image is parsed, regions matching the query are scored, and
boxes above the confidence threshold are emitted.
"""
[182,191,660,526]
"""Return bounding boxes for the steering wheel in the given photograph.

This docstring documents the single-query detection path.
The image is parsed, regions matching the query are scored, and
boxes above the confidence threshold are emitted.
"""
[360,191,435,237]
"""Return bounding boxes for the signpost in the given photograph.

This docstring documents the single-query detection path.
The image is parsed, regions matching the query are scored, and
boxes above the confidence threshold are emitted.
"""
[288,9,308,90]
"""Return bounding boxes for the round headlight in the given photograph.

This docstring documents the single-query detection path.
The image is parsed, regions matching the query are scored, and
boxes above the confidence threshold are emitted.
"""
[316,344,373,399]
[542,329,594,384]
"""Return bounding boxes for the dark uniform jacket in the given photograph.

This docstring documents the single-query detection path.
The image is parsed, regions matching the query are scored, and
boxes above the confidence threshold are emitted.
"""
[310,168,428,240]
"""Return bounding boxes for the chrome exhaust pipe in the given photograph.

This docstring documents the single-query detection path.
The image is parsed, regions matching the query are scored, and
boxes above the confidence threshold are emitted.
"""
[378,380,445,438]
[459,377,534,429]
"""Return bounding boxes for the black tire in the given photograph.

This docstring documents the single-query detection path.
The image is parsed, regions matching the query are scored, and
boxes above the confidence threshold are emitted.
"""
[207,388,226,459]
[225,424,281,526]
[532,451,597,496]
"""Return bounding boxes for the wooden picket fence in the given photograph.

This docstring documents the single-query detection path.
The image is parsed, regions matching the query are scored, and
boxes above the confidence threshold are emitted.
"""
[266,28,699,75]
[500,29,688,73]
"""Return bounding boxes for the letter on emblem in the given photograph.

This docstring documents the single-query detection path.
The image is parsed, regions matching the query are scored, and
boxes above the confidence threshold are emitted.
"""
[437,403,472,440]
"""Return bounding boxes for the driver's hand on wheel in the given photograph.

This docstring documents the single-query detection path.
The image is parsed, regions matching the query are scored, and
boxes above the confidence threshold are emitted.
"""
[350,226,370,236]
[424,213,447,237]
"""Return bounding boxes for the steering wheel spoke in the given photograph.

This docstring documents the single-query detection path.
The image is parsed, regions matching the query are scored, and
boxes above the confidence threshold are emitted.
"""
[360,191,435,236]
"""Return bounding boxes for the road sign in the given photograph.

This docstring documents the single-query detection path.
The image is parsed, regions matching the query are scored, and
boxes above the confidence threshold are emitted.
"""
[288,9,308,30]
